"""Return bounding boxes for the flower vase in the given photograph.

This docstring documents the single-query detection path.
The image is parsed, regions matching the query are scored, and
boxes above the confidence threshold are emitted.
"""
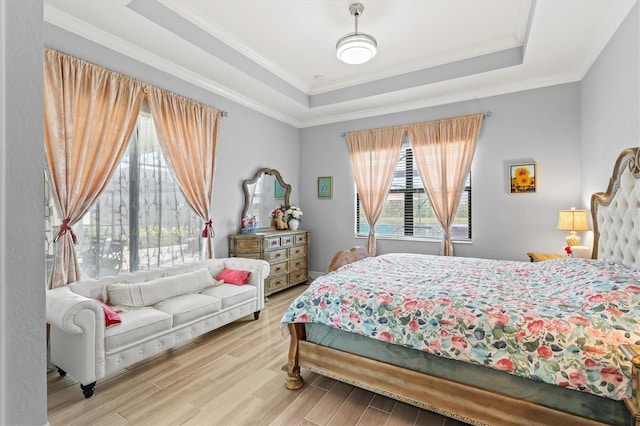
[288,219,300,230]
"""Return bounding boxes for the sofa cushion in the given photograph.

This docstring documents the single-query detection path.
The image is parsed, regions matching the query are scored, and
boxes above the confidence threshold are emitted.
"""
[107,268,218,307]
[154,294,222,326]
[90,298,122,328]
[216,268,251,285]
[104,308,172,351]
[201,284,257,309]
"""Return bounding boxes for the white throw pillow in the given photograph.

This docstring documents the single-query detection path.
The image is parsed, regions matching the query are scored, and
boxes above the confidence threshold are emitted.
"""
[108,268,219,307]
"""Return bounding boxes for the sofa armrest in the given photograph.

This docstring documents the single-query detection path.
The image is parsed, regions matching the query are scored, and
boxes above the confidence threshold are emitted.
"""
[219,258,269,305]
[46,286,105,333]
[221,257,269,283]
[47,286,107,386]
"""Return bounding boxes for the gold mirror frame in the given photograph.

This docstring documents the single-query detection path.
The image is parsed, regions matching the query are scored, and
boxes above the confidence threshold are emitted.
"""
[241,168,291,230]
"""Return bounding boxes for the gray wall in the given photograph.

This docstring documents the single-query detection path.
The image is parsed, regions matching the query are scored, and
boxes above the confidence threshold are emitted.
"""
[0,0,47,424]
[580,2,639,248]
[301,83,584,272]
[44,24,302,258]
[300,4,640,275]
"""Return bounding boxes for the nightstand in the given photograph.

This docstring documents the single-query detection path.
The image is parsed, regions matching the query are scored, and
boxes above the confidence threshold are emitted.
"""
[619,344,640,425]
[526,252,565,262]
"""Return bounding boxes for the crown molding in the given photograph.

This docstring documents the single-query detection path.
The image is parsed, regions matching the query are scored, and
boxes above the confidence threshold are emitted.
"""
[297,71,582,128]
[573,3,637,80]
[157,0,311,95]
[44,4,302,127]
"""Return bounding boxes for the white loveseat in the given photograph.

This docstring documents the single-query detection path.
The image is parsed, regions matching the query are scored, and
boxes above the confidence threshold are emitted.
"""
[46,257,269,398]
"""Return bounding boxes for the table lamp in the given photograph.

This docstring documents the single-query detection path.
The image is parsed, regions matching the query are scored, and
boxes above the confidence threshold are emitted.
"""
[557,208,590,246]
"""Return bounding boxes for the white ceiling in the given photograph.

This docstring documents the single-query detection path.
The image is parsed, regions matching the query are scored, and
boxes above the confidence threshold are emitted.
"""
[44,0,637,128]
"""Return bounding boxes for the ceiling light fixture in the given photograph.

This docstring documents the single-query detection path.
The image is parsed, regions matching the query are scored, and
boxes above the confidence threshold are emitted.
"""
[336,3,377,65]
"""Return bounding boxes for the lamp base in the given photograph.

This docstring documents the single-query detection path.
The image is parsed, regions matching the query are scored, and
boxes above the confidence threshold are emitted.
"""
[566,231,581,247]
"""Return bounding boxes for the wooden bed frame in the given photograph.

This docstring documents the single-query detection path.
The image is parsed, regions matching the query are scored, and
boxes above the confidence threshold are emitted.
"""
[285,147,640,426]
[326,246,368,272]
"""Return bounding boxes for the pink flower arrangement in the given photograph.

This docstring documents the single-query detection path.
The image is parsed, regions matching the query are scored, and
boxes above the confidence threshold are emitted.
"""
[271,207,284,218]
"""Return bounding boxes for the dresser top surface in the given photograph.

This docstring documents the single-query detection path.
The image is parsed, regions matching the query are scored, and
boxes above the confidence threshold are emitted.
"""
[231,229,307,237]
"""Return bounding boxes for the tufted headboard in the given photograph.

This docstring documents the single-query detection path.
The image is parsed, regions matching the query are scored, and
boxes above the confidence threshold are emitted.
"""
[591,147,640,269]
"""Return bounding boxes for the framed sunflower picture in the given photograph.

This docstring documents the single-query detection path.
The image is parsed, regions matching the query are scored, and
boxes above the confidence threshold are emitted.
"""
[510,163,536,193]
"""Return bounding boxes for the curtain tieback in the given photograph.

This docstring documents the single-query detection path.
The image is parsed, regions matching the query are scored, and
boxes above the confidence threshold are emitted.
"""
[202,220,215,238]
[54,218,77,244]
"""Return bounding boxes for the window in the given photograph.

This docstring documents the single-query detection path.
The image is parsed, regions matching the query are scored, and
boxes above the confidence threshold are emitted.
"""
[356,139,471,241]
[45,112,203,279]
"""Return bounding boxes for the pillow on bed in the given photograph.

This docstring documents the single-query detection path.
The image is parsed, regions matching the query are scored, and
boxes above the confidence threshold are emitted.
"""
[90,298,121,328]
[216,268,251,285]
[107,268,217,307]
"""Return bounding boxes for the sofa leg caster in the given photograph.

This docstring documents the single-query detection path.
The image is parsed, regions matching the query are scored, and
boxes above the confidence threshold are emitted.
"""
[81,382,96,398]
[57,367,67,377]
[254,310,260,320]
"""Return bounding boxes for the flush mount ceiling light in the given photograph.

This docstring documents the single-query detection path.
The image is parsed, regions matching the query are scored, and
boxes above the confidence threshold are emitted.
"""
[336,3,377,65]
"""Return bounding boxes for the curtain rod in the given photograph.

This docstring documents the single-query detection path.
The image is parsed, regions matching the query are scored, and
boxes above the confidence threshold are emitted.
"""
[45,51,230,118]
[141,86,228,117]
[339,111,491,137]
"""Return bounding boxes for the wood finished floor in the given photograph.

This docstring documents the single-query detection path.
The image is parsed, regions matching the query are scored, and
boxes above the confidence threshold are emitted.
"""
[47,284,468,426]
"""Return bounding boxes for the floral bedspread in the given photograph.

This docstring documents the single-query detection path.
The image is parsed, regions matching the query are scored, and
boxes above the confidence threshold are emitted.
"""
[281,253,640,400]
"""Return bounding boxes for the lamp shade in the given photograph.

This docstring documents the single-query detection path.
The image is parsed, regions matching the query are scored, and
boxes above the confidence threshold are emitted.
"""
[336,33,377,64]
[557,209,590,247]
[557,209,590,231]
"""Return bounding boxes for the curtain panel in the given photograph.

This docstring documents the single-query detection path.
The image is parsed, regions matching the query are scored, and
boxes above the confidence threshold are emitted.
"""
[407,113,483,256]
[44,49,143,289]
[346,127,404,256]
[147,87,222,259]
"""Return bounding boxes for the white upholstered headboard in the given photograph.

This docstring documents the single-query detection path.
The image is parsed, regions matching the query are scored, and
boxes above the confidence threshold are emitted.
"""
[591,147,640,269]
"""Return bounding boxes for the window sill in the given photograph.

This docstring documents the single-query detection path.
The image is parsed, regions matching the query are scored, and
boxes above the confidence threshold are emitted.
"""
[354,234,471,244]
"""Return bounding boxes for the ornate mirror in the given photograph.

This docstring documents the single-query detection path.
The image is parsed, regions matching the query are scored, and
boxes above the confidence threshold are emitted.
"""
[241,168,291,230]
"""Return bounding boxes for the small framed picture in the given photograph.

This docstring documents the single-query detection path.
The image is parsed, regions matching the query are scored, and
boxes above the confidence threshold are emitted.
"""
[318,176,333,198]
[509,163,536,193]
[274,180,286,199]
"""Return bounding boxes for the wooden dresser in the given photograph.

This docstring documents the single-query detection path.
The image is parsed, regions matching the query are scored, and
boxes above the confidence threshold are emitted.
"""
[229,229,309,296]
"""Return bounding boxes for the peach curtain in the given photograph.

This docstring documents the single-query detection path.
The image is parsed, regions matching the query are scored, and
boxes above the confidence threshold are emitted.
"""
[346,127,404,256]
[147,87,221,259]
[44,49,144,288]
[407,114,483,256]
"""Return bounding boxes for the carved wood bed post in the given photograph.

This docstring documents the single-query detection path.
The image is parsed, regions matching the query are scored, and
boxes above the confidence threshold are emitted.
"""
[285,323,305,390]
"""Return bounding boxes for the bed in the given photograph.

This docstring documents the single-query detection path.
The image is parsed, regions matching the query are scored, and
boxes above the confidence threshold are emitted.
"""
[281,147,640,426]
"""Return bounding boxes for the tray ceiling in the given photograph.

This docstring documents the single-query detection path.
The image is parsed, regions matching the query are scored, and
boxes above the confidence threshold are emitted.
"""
[44,0,637,127]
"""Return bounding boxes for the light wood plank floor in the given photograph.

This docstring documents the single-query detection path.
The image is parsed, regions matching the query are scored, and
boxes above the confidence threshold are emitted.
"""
[47,284,468,426]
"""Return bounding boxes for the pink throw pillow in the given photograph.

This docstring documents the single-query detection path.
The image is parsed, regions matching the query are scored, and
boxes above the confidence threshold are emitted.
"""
[90,298,122,327]
[216,268,251,285]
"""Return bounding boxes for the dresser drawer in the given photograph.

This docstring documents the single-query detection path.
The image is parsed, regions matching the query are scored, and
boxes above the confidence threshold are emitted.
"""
[294,233,307,245]
[264,248,287,263]
[281,234,294,247]
[266,274,289,294]
[288,257,306,272]
[289,270,308,285]
[289,245,306,259]
[233,238,262,252]
[270,261,288,276]
[233,252,262,260]
[265,236,281,250]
